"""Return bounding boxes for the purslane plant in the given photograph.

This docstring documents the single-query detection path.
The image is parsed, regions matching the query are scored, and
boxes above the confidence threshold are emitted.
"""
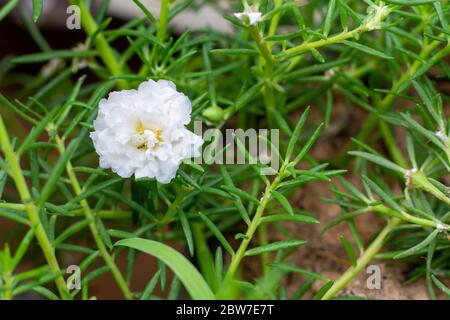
[0,0,449,300]
[321,78,450,299]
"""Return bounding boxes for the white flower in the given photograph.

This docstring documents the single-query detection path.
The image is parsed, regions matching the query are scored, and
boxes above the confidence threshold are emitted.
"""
[365,4,391,31]
[234,7,262,26]
[90,80,204,184]
[435,130,448,143]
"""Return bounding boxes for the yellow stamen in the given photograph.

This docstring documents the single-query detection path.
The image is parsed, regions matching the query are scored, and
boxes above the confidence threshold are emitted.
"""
[132,120,162,150]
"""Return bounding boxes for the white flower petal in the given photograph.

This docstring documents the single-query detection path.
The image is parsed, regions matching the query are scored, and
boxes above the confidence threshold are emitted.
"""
[90,80,204,184]
[234,11,262,25]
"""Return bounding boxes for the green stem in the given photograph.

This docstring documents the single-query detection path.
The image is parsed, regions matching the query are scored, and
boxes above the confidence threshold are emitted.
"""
[373,204,446,230]
[73,209,131,220]
[146,0,170,69]
[379,120,408,167]
[156,0,169,43]
[3,261,14,300]
[55,136,133,300]
[248,24,275,126]
[281,4,391,58]
[72,0,128,89]
[258,223,269,278]
[0,202,27,211]
[192,223,220,291]
[321,218,401,300]
[159,188,189,225]
[0,202,132,219]
[412,171,450,207]
[282,27,362,57]
[322,199,449,300]
[352,37,447,148]
[249,26,274,66]
[267,0,282,52]
[0,115,71,299]
[219,166,286,295]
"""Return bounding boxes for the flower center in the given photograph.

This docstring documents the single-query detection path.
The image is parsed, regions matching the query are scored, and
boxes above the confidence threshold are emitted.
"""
[131,120,162,150]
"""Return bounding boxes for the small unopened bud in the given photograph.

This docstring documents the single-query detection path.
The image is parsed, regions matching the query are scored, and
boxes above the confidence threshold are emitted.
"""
[202,106,225,122]
[404,168,418,187]
[365,5,391,31]
[435,130,448,143]
[325,69,336,79]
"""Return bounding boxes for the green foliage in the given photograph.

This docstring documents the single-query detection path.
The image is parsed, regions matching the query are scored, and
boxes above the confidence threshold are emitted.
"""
[115,238,215,300]
[0,0,449,301]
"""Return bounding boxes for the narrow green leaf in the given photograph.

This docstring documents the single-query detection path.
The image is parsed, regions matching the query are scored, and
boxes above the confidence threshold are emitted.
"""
[12,226,36,268]
[230,82,264,113]
[105,30,164,47]
[69,178,122,205]
[245,240,307,256]
[272,191,294,216]
[0,93,38,125]
[342,40,393,60]
[0,0,20,23]
[286,106,310,161]
[115,238,215,300]
[394,229,440,259]
[33,286,60,300]
[349,151,406,174]
[13,265,49,282]
[261,214,319,224]
[103,189,154,221]
[20,12,50,51]
[38,112,95,207]
[310,49,325,63]
[0,170,8,198]
[412,80,441,126]
[383,0,438,5]
[338,0,348,30]
[270,108,293,136]
[210,48,258,56]
[291,278,315,300]
[431,275,450,296]
[167,276,182,300]
[340,235,357,267]
[17,106,59,156]
[215,247,223,281]
[95,215,113,250]
[323,0,336,37]
[141,270,162,300]
[433,2,448,31]
[177,208,194,256]
[198,212,234,256]
[362,176,405,214]
[53,219,90,245]
[320,208,367,234]
[265,31,303,42]
[268,263,329,281]
[313,280,334,299]
[32,0,43,22]
[0,209,29,225]
[221,185,260,206]
[293,123,324,164]
[12,50,96,64]
[201,186,235,200]
[132,0,156,23]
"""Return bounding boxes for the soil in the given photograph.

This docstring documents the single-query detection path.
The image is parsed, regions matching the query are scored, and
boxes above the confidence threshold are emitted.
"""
[284,178,428,300]
[268,102,430,300]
